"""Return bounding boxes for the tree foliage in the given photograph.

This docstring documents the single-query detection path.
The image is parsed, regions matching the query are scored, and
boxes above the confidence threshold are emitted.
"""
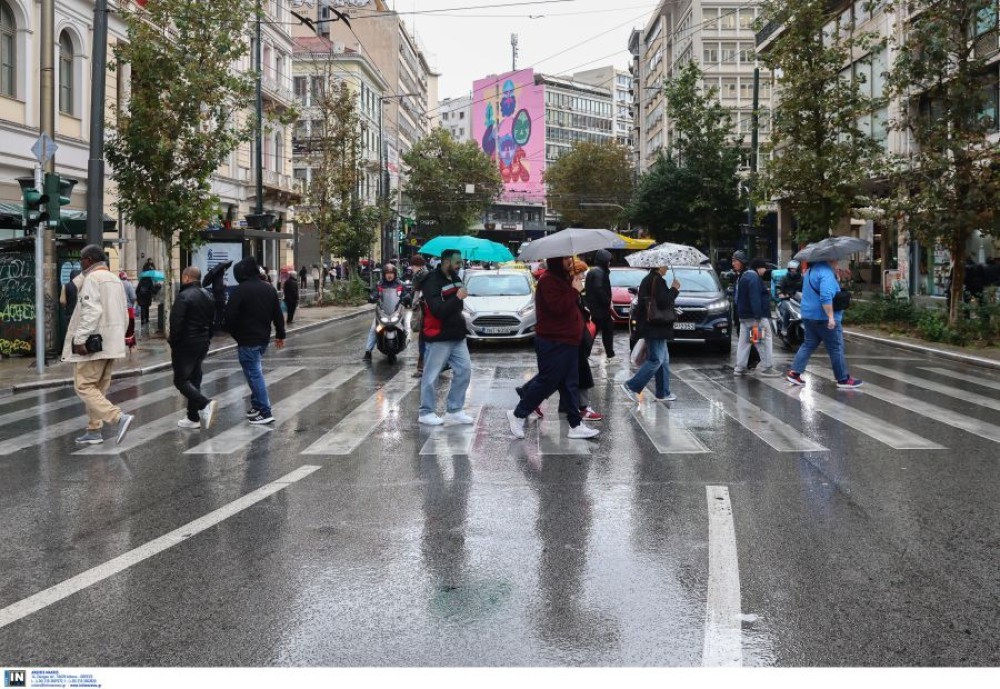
[756,0,885,242]
[883,0,1000,325]
[403,128,502,237]
[628,62,744,250]
[544,141,634,229]
[107,0,257,262]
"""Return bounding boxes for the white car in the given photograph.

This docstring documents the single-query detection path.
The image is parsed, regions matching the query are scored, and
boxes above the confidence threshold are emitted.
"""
[462,270,537,341]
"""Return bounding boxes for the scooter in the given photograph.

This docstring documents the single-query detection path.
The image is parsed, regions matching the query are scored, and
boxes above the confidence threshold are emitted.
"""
[372,284,410,363]
[774,293,804,349]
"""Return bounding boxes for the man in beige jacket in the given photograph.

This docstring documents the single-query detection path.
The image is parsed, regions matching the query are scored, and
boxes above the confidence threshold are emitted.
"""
[61,245,135,445]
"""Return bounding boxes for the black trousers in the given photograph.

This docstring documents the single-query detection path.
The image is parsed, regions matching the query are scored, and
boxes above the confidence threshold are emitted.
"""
[286,300,297,324]
[593,315,616,356]
[139,304,151,325]
[172,344,210,421]
[516,337,581,428]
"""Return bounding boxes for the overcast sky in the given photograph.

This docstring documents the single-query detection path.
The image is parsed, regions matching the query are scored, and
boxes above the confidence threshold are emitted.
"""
[385,0,657,99]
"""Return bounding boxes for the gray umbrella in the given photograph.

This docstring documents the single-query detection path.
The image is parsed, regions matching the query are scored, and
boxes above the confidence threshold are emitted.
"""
[794,237,871,263]
[517,228,624,261]
[626,243,709,268]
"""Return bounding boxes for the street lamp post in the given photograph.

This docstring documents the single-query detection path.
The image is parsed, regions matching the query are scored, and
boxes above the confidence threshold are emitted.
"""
[378,93,419,264]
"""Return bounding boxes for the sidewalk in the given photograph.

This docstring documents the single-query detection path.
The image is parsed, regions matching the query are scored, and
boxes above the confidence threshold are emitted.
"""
[0,304,369,395]
[845,325,1000,371]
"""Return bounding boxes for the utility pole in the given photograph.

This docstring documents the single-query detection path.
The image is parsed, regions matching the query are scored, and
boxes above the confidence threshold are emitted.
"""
[40,0,57,357]
[86,0,109,247]
[747,66,760,260]
[254,0,264,220]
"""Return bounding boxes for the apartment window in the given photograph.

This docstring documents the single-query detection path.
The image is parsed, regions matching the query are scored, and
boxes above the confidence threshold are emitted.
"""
[59,31,73,115]
[720,9,737,30]
[311,76,324,103]
[459,127,464,137]
[739,43,754,65]
[703,8,718,31]
[976,2,998,37]
[311,119,324,137]
[854,0,869,26]
[293,168,308,182]
[1,0,15,98]
[721,42,737,64]
[738,8,754,31]
[294,119,307,140]
[738,79,753,101]
[459,111,465,120]
[294,76,307,105]
[721,78,737,100]
[979,76,998,131]
[703,42,719,64]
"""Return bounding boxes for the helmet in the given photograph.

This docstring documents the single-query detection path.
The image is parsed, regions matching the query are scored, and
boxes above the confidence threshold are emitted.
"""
[731,250,748,264]
[787,260,801,272]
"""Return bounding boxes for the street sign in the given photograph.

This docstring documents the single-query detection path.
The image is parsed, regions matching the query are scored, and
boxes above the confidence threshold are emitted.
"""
[31,134,58,165]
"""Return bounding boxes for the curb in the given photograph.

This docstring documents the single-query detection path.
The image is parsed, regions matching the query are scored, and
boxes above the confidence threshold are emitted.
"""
[843,328,1000,372]
[5,308,369,395]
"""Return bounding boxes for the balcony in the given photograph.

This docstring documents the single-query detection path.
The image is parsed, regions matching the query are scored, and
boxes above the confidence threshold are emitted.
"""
[249,169,304,204]
[262,71,295,108]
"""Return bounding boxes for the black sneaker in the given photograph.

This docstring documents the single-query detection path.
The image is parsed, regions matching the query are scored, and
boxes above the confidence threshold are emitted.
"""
[248,412,275,425]
[363,351,372,361]
[245,407,260,419]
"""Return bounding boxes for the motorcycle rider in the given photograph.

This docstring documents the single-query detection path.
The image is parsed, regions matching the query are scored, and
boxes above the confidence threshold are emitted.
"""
[363,263,408,361]
[777,260,803,334]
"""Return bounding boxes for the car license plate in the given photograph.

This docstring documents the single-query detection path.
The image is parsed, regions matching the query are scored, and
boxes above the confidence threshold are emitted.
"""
[675,322,696,330]
[482,327,514,334]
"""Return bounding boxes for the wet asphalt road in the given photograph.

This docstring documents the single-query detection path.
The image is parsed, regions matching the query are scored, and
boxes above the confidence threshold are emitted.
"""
[1,314,999,667]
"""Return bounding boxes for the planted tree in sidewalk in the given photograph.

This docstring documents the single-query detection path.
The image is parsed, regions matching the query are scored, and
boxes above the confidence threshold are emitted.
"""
[883,0,1000,325]
[106,0,258,318]
[403,128,502,237]
[544,141,633,229]
[756,0,885,242]
[630,62,743,252]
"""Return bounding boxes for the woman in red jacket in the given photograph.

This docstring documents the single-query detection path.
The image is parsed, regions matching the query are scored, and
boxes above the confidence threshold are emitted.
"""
[506,256,601,440]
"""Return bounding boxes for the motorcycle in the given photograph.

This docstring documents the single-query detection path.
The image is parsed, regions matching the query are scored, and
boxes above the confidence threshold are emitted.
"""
[774,292,804,349]
[371,284,410,363]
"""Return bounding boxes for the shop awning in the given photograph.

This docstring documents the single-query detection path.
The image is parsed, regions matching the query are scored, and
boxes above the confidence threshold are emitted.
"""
[616,233,655,250]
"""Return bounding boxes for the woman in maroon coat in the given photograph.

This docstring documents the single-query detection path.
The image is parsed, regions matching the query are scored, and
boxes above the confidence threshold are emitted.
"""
[506,256,601,440]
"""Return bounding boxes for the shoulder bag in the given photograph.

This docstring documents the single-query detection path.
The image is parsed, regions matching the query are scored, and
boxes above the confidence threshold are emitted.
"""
[808,272,852,312]
[645,275,675,325]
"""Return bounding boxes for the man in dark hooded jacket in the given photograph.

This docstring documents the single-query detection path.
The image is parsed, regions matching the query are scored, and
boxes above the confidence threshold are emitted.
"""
[584,249,616,358]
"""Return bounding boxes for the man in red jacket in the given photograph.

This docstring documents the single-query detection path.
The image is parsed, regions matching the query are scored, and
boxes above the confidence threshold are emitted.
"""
[506,256,600,440]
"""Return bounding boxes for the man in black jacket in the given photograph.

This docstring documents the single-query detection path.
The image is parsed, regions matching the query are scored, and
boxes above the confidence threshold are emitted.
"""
[225,256,286,425]
[170,267,218,430]
[282,273,299,325]
[584,249,616,358]
[418,249,473,427]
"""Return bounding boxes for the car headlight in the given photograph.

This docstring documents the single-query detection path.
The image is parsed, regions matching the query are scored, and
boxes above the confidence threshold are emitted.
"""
[706,299,730,313]
[517,303,535,317]
[463,307,476,318]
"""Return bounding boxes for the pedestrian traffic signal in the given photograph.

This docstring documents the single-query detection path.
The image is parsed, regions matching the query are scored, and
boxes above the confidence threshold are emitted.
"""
[17,176,50,234]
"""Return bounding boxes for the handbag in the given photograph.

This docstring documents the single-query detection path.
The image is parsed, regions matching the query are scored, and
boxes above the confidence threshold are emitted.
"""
[645,275,675,325]
[84,334,103,353]
[809,273,852,312]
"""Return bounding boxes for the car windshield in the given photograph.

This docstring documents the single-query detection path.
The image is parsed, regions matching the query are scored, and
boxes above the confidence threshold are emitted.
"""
[466,274,531,297]
[609,269,646,288]
[667,268,721,293]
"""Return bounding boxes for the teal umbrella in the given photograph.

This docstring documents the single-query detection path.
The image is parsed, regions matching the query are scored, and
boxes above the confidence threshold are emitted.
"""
[418,235,514,262]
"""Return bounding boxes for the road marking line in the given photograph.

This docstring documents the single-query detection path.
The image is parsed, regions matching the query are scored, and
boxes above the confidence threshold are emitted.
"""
[537,418,597,455]
[74,367,304,455]
[704,485,742,667]
[0,465,320,630]
[184,367,362,455]
[631,398,711,454]
[756,376,945,450]
[301,370,417,455]
[917,367,1000,393]
[808,368,1000,444]
[857,364,1000,411]
[419,407,484,456]
[0,369,238,456]
[677,369,827,453]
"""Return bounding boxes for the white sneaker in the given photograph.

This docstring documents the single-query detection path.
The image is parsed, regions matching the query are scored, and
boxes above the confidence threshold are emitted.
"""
[199,399,218,430]
[655,392,678,403]
[177,418,200,429]
[444,411,475,425]
[620,382,640,404]
[506,410,526,439]
[419,413,444,426]
[567,423,600,439]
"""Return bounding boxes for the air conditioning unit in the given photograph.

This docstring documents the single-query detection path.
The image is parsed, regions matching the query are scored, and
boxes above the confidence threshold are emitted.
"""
[333,41,345,54]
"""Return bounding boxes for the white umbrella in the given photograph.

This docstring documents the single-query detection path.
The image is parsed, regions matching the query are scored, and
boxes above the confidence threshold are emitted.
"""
[626,243,709,268]
[517,228,624,261]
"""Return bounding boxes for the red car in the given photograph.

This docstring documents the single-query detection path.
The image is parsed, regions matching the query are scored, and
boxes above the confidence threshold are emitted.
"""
[608,267,648,325]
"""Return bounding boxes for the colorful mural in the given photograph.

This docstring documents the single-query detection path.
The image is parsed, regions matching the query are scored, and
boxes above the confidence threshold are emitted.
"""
[472,69,545,204]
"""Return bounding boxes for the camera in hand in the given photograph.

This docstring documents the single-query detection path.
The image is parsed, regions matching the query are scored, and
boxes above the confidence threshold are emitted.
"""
[84,334,103,353]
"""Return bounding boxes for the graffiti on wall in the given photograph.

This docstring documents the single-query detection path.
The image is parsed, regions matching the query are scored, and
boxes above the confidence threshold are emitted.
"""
[473,69,545,204]
[0,250,35,356]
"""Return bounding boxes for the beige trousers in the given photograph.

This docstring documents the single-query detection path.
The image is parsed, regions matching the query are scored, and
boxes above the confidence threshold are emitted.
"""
[74,359,121,431]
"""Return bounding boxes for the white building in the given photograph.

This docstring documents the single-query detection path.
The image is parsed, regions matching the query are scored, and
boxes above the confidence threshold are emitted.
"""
[572,66,634,151]
[438,94,472,142]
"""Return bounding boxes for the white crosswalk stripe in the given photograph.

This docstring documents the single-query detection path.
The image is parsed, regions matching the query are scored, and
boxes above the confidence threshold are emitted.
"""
[917,367,1000,393]
[857,364,1000,411]
[676,368,828,453]
[755,375,945,450]
[631,398,712,454]
[74,367,304,455]
[419,407,485,456]
[0,369,238,456]
[537,418,598,455]
[301,370,418,456]
[184,367,363,455]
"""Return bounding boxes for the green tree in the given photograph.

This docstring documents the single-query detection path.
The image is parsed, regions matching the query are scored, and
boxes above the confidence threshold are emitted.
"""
[629,62,745,251]
[756,0,885,242]
[884,0,1000,325]
[107,0,258,304]
[403,128,502,237]
[544,141,634,229]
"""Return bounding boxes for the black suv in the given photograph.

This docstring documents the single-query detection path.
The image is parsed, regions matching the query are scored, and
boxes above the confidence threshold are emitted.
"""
[628,265,732,353]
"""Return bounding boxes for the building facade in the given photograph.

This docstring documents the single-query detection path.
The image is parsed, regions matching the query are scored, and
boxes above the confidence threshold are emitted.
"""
[438,94,472,142]
[572,66,634,150]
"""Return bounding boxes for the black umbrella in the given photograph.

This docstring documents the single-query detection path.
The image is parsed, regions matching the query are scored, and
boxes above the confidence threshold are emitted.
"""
[202,260,233,287]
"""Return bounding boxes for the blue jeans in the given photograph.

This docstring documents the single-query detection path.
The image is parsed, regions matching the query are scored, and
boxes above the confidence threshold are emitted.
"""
[627,338,670,398]
[790,320,848,382]
[366,320,377,352]
[237,344,271,416]
[419,339,472,416]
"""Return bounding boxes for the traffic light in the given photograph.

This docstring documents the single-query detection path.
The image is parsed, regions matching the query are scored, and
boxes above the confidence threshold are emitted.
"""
[17,176,50,234]
[45,173,76,227]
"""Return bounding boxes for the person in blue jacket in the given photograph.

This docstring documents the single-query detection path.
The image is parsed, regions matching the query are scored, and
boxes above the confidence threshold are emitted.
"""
[785,260,863,388]
[734,258,780,377]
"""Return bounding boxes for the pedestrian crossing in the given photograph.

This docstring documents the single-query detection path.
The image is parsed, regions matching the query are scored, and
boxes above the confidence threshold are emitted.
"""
[3,357,1000,460]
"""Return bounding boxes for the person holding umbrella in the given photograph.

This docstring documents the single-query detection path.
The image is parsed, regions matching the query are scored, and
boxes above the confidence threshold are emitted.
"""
[620,264,680,404]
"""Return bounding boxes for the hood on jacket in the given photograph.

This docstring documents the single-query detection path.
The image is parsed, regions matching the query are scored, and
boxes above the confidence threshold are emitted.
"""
[234,256,259,283]
[594,249,612,268]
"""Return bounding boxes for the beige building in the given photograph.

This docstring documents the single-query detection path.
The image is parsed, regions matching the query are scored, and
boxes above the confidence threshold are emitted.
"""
[572,66,634,151]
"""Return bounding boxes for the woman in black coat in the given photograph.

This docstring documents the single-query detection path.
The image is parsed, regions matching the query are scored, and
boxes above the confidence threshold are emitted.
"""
[621,266,680,403]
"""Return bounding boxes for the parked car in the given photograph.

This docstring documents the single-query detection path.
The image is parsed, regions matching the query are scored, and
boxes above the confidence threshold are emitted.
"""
[628,265,732,353]
[462,269,537,341]
[608,267,648,325]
